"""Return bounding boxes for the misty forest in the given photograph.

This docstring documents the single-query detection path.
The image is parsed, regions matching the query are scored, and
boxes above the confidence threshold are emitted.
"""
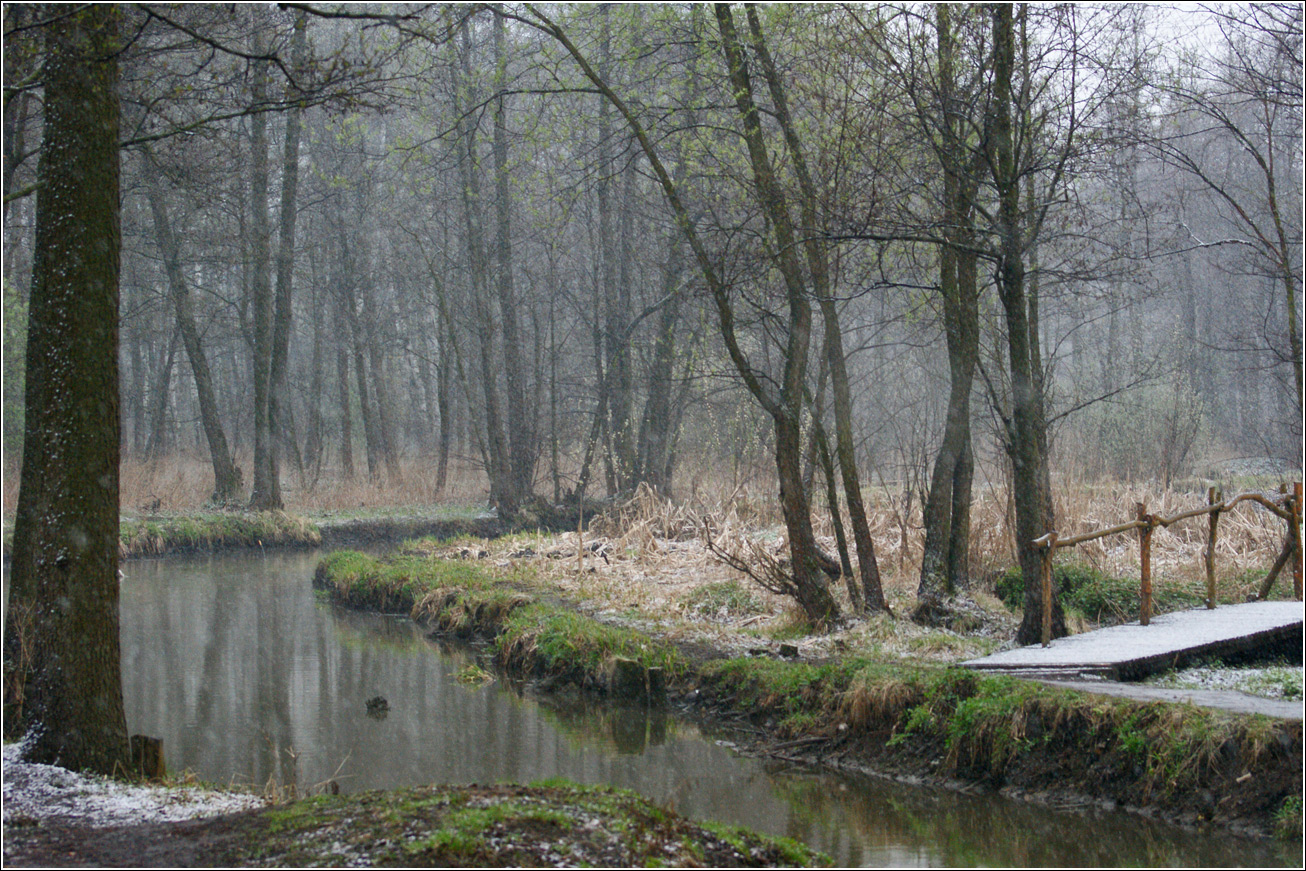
[1,4,1303,864]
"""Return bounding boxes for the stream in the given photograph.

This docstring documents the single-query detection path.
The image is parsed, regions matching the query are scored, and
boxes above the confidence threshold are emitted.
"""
[116,550,1299,867]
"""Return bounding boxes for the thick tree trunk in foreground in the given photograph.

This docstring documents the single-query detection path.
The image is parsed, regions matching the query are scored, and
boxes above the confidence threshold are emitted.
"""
[3,4,130,774]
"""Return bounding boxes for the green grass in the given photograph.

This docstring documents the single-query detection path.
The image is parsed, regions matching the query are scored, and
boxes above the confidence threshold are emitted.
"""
[699,654,1296,801]
[316,546,684,696]
[313,549,510,615]
[701,820,826,867]
[495,604,687,686]
[994,561,1204,624]
[1274,795,1303,841]
[120,511,321,556]
[244,780,831,867]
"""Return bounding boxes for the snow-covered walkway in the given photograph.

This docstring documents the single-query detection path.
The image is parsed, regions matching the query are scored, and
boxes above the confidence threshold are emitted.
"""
[963,600,1303,684]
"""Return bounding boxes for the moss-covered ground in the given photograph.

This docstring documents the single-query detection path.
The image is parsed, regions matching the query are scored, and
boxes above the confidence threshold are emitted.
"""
[236,780,826,867]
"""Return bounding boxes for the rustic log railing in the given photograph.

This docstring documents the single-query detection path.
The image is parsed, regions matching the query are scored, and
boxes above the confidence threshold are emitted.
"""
[1031,482,1303,647]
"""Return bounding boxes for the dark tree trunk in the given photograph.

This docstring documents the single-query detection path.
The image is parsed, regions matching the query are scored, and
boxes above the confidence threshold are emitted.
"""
[333,295,355,481]
[990,5,1064,646]
[247,24,277,510]
[493,10,535,505]
[636,229,684,496]
[129,326,146,455]
[146,177,242,502]
[744,5,886,614]
[718,5,839,626]
[919,3,978,603]
[436,318,453,492]
[144,323,178,461]
[345,282,380,481]
[4,4,129,774]
[260,11,308,509]
[454,16,514,515]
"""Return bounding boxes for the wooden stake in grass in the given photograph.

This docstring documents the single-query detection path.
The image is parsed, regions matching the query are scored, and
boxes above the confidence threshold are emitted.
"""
[1204,487,1220,610]
[1040,532,1057,648]
[1136,502,1153,626]
[1292,481,1303,601]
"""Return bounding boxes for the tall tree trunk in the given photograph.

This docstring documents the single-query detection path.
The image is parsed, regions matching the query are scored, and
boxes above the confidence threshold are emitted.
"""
[918,4,979,602]
[145,178,243,502]
[718,5,838,625]
[745,5,886,613]
[247,19,276,510]
[343,281,380,481]
[454,15,513,515]
[144,323,178,461]
[128,326,146,455]
[4,4,129,773]
[436,316,453,491]
[493,9,534,505]
[990,4,1064,646]
[366,303,402,482]
[636,229,684,495]
[259,11,309,509]
[303,291,325,487]
[333,293,355,480]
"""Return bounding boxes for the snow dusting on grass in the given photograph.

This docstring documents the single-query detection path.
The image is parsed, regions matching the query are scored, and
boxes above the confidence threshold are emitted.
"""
[1144,664,1304,700]
[2,742,266,829]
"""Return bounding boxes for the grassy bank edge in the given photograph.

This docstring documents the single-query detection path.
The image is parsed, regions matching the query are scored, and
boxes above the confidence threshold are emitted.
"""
[315,546,1305,841]
[0,508,511,561]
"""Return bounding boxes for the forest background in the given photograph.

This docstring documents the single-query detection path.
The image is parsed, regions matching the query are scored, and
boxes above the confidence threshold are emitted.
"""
[3,3,1301,633]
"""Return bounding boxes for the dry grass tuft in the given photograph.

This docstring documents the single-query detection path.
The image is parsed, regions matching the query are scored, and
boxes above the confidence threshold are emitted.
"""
[840,669,921,731]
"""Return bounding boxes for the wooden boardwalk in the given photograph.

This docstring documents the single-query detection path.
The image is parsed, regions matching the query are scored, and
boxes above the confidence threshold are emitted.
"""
[963,600,1303,681]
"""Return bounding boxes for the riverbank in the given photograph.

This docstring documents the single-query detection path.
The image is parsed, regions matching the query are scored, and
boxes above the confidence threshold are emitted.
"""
[2,504,593,562]
[1,745,824,867]
[314,541,1304,841]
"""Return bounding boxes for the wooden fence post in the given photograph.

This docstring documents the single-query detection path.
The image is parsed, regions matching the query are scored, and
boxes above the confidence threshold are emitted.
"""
[1293,482,1303,601]
[1204,487,1220,609]
[1041,533,1057,648]
[1136,502,1152,626]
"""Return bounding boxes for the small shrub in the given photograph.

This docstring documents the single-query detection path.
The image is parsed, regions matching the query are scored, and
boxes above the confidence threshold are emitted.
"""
[1274,795,1302,841]
[680,580,765,622]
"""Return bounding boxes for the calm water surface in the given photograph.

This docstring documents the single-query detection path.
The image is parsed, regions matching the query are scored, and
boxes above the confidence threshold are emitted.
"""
[116,550,1300,867]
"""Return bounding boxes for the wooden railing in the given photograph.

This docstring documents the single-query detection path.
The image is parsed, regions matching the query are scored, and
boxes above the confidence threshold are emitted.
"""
[1031,482,1303,646]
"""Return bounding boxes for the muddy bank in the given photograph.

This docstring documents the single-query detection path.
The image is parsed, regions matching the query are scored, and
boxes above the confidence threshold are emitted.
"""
[315,548,1304,841]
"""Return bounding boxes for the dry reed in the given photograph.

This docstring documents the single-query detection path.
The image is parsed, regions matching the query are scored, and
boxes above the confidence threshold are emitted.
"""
[3,449,1293,606]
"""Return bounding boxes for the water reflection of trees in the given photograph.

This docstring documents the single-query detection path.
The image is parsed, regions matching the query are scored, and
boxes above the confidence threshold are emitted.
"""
[538,694,677,755]
[760,769,1296,867]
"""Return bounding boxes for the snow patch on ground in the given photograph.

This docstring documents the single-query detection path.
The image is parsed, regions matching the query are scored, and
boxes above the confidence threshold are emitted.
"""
[2,742,266,829]
[1144,664,1304,700]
